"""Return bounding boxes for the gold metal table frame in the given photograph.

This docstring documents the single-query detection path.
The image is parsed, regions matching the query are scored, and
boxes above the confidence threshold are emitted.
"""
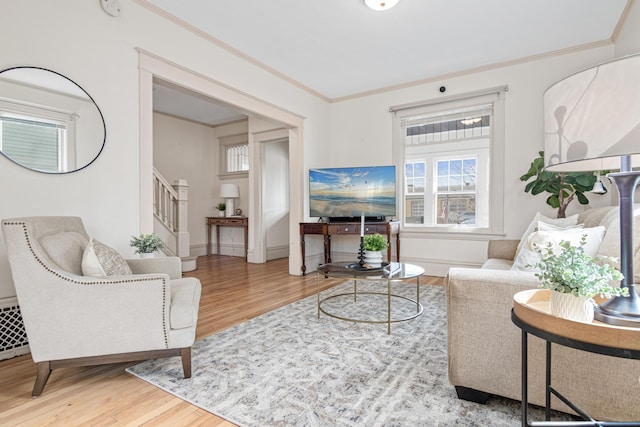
[316,262,425,334]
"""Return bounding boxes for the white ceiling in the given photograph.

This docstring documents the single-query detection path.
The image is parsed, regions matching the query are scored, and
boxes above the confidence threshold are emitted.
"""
[147,0,629,125]
[153,80,248,126]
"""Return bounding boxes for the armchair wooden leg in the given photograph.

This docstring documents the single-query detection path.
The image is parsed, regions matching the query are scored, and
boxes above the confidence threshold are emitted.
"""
[181,347,192,378]
[32,362,52,397]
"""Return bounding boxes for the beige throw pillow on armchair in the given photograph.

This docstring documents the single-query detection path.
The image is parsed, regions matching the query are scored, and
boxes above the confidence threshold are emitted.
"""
[82,237,133,277]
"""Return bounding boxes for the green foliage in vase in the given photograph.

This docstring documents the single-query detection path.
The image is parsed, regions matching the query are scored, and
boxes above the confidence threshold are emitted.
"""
[363,233,389,251]
[216,202,226,211]
[531,235,628,299]
[129,233,166,254]
[520,151,599,218]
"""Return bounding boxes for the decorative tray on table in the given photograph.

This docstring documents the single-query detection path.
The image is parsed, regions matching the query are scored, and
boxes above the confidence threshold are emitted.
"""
[347,262,390,272]
[513,289,640,350]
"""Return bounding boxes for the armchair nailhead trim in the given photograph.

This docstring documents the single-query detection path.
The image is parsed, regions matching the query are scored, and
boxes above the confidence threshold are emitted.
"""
[3,221,170,348]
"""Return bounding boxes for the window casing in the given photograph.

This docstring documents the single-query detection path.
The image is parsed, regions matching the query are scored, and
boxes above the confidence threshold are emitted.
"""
[226,143,249,173]
[218,133,249,177]
[392,88,506,235]
[0,100,75,172]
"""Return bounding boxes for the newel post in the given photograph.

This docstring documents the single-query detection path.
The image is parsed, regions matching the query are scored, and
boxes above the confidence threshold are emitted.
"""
[172,179,190,258]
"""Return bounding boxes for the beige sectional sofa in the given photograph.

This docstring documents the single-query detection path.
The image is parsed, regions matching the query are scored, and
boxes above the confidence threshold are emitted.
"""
[445,205,640,421]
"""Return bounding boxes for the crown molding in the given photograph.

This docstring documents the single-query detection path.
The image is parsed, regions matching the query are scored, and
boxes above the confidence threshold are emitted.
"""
[133,0,331,103]
[331,40,614,103]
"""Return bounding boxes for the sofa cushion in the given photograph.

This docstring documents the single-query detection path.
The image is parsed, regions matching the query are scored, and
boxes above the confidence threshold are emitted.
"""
[481,258,514,270]
[82,237,133,277]
[511,226,606,272]
[537,221,584,232]
[39,231,89,276]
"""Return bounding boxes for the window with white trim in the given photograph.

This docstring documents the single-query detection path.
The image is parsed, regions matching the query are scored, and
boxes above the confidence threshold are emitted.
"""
[218,133,249,176]
[393,89,506,233]
[0,100,75,172]
[226,143,248,173]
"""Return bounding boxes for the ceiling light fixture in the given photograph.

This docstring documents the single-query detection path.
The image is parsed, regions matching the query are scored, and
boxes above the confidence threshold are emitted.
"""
[364,0,399,11]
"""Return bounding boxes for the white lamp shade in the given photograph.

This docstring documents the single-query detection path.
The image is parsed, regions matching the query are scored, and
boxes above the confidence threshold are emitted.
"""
[364,0,399,11]
[219,183,240,198]
[543,54,640,172]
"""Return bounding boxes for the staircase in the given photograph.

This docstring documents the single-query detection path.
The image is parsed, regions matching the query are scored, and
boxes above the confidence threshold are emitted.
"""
[153,168,197,271]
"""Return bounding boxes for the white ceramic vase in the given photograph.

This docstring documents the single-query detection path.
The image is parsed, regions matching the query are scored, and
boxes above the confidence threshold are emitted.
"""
[139,252,155,259]
[364,250,383,267]
[549,291,594,323]
[218,210,225,217]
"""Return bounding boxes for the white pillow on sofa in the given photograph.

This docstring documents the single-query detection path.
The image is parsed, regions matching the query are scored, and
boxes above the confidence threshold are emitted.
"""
[82,237,133,277]
[515,212,580,255]
[537,221,584,232]
[511,225,606,272]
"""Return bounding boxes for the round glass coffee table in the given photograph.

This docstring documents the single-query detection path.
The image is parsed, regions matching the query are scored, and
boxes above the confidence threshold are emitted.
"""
[316,261,425,334]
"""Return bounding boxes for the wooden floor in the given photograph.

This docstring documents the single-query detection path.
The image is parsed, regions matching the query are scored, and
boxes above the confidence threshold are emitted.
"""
[0,256,443,426]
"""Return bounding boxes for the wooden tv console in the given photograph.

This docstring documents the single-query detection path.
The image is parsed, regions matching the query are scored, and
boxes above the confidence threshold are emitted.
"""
[299,221,400,275]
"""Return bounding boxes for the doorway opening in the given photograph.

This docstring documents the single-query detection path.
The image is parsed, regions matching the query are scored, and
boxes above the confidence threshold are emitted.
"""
[138,51,304,275]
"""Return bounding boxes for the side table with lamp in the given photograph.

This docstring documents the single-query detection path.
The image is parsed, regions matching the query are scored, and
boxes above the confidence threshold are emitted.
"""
[508,52,640,427]
[542,53,640,326]
[512,289,640,427]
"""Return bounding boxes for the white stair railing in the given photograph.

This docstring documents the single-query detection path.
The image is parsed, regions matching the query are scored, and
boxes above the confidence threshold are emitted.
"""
[153,167,178,232]
[152,169,194,270]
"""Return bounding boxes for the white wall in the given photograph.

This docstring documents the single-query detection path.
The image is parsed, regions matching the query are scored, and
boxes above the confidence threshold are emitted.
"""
[153,112,215,253]
[615,0,640,57]
[327,45,617,275]
[263,139,290,260]
[0,0,331,298]
[0,1,635,300]
[213,121,251,257]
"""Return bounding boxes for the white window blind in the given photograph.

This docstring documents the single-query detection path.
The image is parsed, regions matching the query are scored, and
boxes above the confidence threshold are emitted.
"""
[226,143,249,173]
[0,115,64,171]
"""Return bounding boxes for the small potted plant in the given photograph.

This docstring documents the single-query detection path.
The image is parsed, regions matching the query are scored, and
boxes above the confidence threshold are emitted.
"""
[130,233,165,258]
[531,235,627,322]
[363,233,389,267]
[216,202,226,217]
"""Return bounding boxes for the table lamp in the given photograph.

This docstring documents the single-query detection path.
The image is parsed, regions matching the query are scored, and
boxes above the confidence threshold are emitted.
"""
[543,53,640,327]
[219,183,240,217]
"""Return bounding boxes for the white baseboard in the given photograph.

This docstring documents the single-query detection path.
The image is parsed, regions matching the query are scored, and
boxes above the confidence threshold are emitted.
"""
[190,243,245,258]
[267,245,289,261]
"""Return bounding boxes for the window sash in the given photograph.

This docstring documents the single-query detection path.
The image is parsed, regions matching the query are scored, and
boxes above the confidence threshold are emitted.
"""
[390,87,508,232]
[226,143,249,173]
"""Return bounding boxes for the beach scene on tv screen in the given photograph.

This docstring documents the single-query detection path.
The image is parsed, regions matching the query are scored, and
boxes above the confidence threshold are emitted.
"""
[309,166,396,218]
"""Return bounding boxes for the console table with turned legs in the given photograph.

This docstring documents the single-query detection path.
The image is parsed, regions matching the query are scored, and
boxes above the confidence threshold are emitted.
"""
[299,221,400,275]
[206,216,248,260]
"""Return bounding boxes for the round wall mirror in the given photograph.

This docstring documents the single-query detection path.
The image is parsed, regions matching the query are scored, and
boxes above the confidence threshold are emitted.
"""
[0,67,105,173]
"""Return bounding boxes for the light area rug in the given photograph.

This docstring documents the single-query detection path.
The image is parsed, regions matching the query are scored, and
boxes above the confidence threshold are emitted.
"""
[127,281,567,427]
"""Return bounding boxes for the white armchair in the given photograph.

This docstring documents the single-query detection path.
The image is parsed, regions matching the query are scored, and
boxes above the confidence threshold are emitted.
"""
[1,216,201,396]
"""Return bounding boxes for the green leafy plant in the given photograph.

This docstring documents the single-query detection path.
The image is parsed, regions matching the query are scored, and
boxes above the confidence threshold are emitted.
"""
[129,233,166,254]
[216,202,226,211]
[531,235,628,299]
[363,233,389,251]
[520,151,599,218]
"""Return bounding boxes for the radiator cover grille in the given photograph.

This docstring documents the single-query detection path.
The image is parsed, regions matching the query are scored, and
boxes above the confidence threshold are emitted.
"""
[0,297,30,361]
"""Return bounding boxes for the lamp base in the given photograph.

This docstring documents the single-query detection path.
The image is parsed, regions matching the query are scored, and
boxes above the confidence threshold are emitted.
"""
[225,198,235,217]
[594,287,640,328]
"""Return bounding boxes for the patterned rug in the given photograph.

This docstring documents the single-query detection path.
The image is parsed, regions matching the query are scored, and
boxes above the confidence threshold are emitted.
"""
[127,281,562,426]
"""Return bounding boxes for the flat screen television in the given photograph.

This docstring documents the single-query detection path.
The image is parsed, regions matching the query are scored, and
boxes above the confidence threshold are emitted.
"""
[309,165,397,221]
